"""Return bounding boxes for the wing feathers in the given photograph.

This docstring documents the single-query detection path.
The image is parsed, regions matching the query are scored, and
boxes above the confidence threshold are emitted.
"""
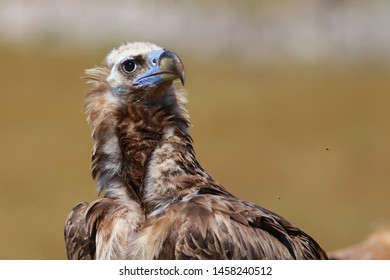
[64,201,96,260]
[65,188,327,260]
[172,193,327,260]
[65,198,144,260]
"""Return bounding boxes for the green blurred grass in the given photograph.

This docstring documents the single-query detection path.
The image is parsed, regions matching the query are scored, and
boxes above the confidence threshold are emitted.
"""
[0,44,389,259]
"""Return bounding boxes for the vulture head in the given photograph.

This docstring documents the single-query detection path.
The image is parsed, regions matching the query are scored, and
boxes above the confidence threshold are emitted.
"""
[102,42,185,106]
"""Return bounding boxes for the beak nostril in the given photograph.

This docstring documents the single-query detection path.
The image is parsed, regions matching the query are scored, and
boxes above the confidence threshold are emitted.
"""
[133,49,184,87]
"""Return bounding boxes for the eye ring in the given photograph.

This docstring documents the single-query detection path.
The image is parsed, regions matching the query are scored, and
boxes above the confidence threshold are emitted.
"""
[121,59,137,74]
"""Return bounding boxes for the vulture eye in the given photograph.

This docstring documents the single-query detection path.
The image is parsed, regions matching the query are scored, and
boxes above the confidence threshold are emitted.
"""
[121,59,137,74]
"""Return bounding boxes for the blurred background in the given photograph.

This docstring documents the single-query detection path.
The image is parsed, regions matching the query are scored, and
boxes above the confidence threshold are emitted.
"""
[0,0,389,259]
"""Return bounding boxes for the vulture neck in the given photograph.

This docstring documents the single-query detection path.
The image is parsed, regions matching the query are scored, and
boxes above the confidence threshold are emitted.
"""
[87,83,208,213]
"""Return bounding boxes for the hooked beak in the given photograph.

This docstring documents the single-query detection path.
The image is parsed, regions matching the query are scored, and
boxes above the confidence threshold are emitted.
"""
[132,49,185,87]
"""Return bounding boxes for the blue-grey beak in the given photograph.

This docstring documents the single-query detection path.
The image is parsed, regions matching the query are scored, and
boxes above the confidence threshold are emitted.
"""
[132,49,185,87]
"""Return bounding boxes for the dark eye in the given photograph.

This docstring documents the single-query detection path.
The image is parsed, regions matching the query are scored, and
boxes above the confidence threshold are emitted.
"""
[122,60,137,74]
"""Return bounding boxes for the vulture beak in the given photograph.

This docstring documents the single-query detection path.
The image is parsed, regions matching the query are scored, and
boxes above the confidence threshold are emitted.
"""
[132,50,185,87]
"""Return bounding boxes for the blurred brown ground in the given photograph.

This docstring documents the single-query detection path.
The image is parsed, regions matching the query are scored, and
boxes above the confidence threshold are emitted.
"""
[0,44,389,259]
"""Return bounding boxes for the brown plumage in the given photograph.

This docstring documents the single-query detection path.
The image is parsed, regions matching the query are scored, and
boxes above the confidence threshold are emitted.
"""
[64,42,328,260]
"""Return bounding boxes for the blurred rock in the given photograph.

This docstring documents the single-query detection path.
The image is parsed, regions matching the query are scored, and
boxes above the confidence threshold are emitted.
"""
[330,227,390,260]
